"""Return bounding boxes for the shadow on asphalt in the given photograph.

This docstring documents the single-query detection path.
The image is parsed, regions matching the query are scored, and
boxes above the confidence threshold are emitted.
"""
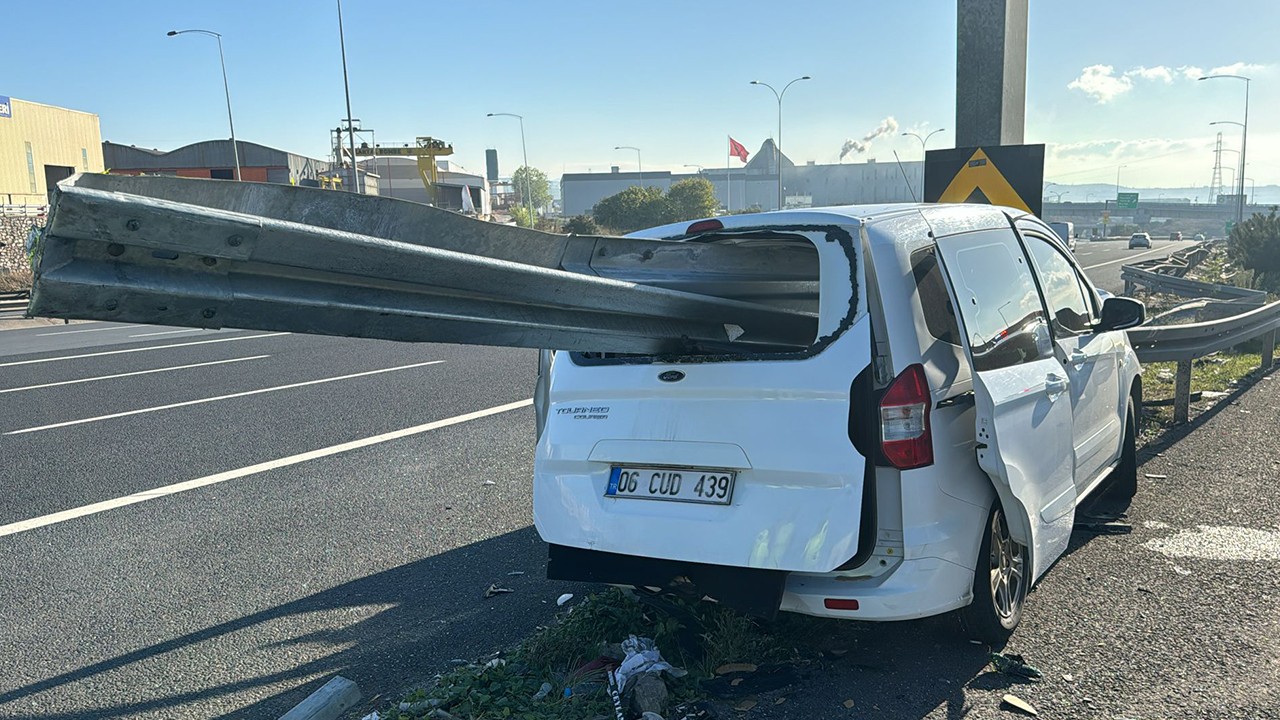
[0,526,595,720]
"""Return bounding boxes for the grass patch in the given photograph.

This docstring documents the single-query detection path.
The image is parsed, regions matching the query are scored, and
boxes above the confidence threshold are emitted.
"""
[375,589,838,720]
[1140,352,1265,431]
[0,268,32,293]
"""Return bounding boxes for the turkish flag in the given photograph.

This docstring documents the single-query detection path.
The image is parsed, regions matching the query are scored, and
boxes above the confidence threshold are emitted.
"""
[729,137,749,163]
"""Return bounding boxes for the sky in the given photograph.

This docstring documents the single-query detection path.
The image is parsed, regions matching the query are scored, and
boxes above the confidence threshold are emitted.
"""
[5,0,1278,194]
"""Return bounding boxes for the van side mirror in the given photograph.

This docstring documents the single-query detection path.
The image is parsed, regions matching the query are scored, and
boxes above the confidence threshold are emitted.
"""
[1099,296,1146,332]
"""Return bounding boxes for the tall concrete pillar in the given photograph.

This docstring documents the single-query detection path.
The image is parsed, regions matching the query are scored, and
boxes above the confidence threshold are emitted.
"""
[956,0,1028,147]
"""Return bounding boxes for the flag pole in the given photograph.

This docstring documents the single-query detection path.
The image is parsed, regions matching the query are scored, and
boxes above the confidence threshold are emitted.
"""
[726,136,731,213]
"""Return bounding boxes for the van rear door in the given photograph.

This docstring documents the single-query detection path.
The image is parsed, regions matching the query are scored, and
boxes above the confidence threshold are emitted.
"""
[533,225,872,574]
[930,224,1077,583]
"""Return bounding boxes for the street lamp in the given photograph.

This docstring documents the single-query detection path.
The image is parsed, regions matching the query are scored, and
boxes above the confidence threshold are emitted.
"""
[750,75,811,210]
[1201,73,1251,224]
[1048,190,1069,203]
[487,112,533,224]
[902,129,945,199]
[167,29,240,181]
[1245,177,1256,205]
[615,146,642,187]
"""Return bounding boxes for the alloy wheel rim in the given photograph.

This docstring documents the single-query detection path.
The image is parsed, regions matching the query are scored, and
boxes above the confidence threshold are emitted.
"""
[988,509,1025,620]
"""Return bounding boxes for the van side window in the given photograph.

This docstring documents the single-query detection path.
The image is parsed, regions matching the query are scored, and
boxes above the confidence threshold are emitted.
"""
[909,247,961,346]
[937,230,1053,373]
[1022,234,1094,336]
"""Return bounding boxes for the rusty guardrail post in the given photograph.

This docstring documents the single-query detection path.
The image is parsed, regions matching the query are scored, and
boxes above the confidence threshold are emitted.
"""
[1173,359,1193,424]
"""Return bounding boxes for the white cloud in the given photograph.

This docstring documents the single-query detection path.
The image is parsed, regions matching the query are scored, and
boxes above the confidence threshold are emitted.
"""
[1067,65,1133,103]
[1070,62,1272,103]
[1207,62,1268,76]
[1125,65,1174,83]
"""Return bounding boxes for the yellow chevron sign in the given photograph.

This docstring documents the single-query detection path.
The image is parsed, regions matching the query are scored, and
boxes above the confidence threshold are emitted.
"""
[924,144,1044,216]
[937,148,1031,212]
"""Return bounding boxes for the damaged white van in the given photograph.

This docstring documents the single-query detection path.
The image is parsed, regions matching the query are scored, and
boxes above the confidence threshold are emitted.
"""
[534,204,1145,642]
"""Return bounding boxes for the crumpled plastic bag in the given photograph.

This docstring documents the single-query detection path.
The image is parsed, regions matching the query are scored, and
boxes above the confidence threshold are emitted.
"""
[613,635,688,690]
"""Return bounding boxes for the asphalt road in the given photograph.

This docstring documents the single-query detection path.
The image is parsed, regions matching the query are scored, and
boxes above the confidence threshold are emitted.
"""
[0,237,1266,720]
[1070,238,1199,295]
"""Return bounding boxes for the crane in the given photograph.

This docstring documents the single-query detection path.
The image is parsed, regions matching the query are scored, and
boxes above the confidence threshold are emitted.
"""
[352,137,454,206]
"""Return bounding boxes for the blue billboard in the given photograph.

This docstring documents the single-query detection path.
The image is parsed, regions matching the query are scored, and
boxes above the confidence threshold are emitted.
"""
[0,96,11,118]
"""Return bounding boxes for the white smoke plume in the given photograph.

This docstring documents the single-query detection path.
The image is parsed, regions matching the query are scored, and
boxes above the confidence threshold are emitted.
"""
[840,117,900,160]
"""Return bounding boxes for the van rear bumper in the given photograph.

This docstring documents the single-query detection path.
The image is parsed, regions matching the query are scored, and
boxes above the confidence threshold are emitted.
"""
[546,544,787,619]
[780,557,974,621]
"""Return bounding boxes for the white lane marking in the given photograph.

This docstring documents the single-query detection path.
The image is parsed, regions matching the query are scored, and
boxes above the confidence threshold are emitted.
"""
[0,399,533,538]
[128,328,206,338]
[5,360,445,435]
[35,325,133,337]
[0,333,289,368]
[0,355,270,395]
[1082,245,1185,270]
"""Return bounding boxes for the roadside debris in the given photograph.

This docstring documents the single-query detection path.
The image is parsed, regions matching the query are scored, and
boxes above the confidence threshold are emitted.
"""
[483,583,514,598]
[989,652,1043,681]
[843,699,856,708]
[1144,473,1169,480]
[1001,693,1038,716]
[557,593,574,606]
[1075,519,1133,535]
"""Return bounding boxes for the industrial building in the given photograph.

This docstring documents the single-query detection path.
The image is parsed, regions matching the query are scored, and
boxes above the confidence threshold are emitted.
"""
[560,139,924,216]
[103,139,331,186]
[0,96,105,205]
[356,156,490,214]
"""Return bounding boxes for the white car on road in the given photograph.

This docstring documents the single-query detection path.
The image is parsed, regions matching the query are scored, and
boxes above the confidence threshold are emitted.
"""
[535,204,1146,642]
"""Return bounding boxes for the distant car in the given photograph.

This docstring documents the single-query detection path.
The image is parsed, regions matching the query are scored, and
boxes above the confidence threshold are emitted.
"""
[1129,232,1152,249]
[1170,231,1183,242]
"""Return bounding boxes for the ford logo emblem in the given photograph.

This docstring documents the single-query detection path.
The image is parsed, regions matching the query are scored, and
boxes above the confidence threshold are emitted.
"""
[658,370,685,382]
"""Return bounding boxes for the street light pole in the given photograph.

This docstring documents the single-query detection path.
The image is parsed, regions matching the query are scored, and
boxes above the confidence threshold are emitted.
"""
[167,29,240,181]
[1201,74,1251,225]
[902,129,945,200]
[488,113,532,225]
[751,76,810,210]
[615,146,642,187]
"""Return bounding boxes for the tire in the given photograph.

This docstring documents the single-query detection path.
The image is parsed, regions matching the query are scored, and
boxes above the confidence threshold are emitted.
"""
[1110,400,1139,500]
[961,502,1029,645]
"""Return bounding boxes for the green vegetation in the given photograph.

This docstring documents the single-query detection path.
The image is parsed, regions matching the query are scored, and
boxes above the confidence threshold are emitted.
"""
[1228,209,1280,292]
[592,178,721,234]
[511,166,552,213]
[378,588,841,720]
[1139,353,1265,431]
[0,268,32,292]
[561,215,599,236]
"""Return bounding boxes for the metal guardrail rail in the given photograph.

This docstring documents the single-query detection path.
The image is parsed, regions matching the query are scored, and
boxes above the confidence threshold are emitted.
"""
[0,290,30,318]
[1121,244,1279,423]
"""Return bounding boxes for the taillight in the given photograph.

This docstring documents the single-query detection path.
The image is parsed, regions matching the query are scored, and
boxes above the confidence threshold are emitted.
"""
[686,219,724,234]
[879,363,933,470]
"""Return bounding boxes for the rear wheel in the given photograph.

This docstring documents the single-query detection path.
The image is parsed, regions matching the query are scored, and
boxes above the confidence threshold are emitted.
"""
[961,503,1028,645]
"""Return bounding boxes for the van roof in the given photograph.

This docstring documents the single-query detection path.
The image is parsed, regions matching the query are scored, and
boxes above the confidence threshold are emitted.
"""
[632,203,1029,244]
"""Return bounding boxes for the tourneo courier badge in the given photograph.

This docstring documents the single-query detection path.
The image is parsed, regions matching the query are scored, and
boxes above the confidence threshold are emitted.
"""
[658,370,685,382]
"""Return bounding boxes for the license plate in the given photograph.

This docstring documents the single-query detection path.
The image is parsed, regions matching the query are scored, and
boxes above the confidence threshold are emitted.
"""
[605,466,736,505]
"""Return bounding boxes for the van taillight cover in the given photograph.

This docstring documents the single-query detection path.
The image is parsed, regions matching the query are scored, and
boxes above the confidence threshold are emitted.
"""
[879,363,933,470]
[685,219,724,234]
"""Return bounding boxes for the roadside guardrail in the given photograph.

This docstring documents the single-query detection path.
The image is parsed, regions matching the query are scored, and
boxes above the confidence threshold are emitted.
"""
[0,290,30,318]
[1121,243,1279,423]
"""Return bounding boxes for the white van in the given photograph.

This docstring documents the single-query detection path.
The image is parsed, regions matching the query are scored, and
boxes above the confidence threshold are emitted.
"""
[534,204,1145,642]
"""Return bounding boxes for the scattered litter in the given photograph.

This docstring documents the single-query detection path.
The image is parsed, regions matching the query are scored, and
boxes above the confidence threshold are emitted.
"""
[606,671,625,720]
[507,571,525,576]
[482,480,497,486]
[989,652,1043,680]
[484,584,514,598]
[716,663,758,675]
[614,636,688,692]
[1172,565,1192,576]
[725,323,745,342]
[734,700,757,711]
[731,678,743,687]
[775,697,787,705]
[360,712,380,720]
[1001,693,1038,716]
[557,593,574,606]
[1138,586,1154,594]
[1144,473,1168,480]
[533,682,553,701]
[843,699,856,708]
[1076,520,1133,535]
[484,658,506,669]
[969,639,985,645]
[1063,674,1074,682]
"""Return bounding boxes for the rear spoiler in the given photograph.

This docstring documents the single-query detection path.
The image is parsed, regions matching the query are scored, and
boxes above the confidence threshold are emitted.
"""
[28,174,819,354]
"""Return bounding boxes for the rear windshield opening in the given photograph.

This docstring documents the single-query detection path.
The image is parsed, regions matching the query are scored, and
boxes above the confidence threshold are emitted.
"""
[573,227,856,365]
